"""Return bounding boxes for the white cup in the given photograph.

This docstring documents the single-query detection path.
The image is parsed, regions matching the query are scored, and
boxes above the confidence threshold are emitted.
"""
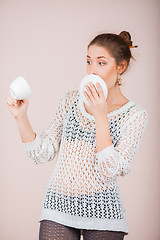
[78,74,108,106]
[9,76,32,100]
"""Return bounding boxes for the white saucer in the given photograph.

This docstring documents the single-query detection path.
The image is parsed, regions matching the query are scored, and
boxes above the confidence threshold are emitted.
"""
[78,74,108,106]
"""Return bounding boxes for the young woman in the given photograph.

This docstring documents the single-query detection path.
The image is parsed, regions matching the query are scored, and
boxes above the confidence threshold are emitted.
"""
[7,31,148,240]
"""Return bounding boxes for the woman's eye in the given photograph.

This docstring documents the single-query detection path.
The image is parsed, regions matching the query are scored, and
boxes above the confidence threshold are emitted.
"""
[99,62,106,66]
[86,61,106,66]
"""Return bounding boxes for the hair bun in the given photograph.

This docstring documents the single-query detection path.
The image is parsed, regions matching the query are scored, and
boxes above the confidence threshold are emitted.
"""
[119,31,133,47]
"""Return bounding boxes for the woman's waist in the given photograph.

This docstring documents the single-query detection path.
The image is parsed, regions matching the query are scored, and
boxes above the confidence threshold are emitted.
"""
[48,175,116,196]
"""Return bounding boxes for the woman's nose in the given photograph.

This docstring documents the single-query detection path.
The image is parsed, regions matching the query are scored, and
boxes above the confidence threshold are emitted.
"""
[89,64,98,75]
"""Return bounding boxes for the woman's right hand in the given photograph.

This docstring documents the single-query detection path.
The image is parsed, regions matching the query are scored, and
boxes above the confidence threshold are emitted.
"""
[6,94,29,119]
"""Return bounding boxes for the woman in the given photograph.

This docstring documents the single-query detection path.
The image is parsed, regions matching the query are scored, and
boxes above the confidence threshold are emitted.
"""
[7,31,148,240]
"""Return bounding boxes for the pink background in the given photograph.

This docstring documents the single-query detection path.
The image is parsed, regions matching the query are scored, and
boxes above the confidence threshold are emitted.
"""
[1,0,159,239]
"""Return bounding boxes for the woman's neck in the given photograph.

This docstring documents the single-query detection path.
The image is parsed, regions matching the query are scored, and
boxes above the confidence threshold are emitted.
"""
[107,84,128,106]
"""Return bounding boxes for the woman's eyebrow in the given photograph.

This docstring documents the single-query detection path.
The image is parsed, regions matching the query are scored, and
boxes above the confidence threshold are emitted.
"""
[86,55,108,59]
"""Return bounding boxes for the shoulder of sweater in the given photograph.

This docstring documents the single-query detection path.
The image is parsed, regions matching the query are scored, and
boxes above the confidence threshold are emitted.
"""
[63,89,79,111]
[126,102,149,125]
[64,89,79,100]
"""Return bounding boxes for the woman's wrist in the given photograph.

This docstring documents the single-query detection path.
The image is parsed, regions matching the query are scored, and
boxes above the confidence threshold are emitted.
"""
[15,112,27,121]
[94,113,108,122]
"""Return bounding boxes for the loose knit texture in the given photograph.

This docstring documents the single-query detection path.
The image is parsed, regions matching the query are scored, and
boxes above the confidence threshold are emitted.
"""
[21,89,149,235]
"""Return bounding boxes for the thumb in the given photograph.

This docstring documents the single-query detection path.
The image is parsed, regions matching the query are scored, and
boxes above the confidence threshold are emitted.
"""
[22,98,29,104]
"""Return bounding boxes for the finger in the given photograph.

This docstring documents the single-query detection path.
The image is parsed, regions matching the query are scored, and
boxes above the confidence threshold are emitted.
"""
[85,83,97,103]
[7,100,12,106]
[88,82,99,98]
[84,89,92,105]
[85,85,93,98]
[8,97,18,105]
[7,100,17,107]
[86,85,96,104]
[7,102,13,107]
[96,82,106,100]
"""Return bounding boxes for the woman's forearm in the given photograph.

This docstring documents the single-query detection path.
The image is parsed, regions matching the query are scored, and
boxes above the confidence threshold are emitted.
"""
[95,115,112,153]
[15,114,36,143]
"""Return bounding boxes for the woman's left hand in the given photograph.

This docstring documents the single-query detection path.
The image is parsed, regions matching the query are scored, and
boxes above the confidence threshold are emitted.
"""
[84,82,108,119]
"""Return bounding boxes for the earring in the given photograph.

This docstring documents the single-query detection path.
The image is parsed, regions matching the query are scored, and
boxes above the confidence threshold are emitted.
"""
[117,74,122,86]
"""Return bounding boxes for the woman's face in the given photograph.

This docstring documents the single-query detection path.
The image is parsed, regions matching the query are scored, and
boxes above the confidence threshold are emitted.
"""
[86,45,120,89]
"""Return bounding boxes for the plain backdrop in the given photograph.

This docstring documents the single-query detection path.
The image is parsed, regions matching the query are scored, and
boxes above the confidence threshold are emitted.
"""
[0,0,159,239]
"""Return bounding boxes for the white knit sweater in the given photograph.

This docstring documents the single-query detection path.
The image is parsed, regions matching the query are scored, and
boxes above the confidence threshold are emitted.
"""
[21,89,149,235]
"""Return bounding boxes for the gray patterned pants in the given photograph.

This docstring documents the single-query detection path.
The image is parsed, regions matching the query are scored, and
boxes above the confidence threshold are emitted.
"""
[39,220,125,240]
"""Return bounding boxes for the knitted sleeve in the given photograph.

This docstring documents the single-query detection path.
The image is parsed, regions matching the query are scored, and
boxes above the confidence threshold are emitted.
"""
[21,92,66,165]
[94,109,149,182]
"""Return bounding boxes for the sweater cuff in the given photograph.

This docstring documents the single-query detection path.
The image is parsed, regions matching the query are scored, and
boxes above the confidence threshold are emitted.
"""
[95,144,115,163]
[21,133,40,152]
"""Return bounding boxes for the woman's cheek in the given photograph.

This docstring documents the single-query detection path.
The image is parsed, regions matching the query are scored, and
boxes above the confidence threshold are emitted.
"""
[105,67,117,80]
[102,73,116,88]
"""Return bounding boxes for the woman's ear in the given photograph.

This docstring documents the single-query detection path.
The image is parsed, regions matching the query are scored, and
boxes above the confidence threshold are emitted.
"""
[117,60,128,74]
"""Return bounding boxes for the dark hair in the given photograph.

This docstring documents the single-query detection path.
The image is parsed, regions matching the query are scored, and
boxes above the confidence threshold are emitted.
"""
[87,31,137,75]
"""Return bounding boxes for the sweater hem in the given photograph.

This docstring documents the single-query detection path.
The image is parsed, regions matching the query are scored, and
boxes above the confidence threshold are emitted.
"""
[38,208,129,235]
